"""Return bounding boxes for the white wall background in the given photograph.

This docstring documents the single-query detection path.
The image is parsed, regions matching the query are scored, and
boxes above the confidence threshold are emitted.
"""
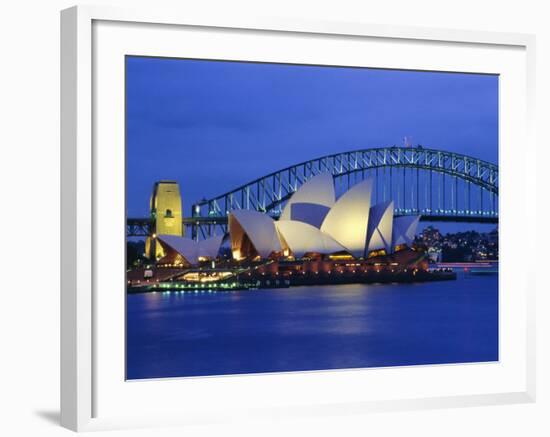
[0,1,547,436]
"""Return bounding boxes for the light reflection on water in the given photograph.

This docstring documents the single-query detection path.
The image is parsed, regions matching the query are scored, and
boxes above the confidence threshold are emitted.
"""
[127,273,498,379]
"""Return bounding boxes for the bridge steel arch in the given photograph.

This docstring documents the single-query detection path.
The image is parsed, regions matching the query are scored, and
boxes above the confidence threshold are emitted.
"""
[193,146,498,225]
[126,147,499,239]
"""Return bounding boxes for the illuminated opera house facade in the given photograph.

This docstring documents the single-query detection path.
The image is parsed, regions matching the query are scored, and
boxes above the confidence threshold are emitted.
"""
[154,173,420,267]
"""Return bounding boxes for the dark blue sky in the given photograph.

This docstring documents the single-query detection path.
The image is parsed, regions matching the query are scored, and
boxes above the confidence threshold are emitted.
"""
[126,56,498,231]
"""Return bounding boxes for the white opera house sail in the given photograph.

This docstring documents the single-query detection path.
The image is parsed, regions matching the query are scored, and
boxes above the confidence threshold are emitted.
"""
[228,173,420,262]
[153,173,421,266]
[156,234,223,267]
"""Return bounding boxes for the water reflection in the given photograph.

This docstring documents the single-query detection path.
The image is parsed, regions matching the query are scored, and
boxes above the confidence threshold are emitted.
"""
[127,274,498,379]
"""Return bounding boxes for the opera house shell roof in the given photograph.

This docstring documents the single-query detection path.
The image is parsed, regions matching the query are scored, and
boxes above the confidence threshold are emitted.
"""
[155,173,421,266]
[229,173,421,261]
[157,234,223,266]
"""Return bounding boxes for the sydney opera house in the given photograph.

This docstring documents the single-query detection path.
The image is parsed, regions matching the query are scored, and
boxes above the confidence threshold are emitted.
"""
[154,173,420,267]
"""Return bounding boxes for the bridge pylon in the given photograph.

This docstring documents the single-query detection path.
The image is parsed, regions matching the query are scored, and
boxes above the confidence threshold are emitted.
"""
[145,181,183,259]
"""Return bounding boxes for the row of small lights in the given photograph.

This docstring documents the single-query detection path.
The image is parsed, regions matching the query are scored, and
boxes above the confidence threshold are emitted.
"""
[156,282,240,289]
[137,268,456,294]
[131,265,451,289]
[155,289,232,295]
[279,268,453,278]
[250,267,430,275]
[199,207,497,218]
[128,278,160,285]
[394,208,498,215]
[431,210,497,215]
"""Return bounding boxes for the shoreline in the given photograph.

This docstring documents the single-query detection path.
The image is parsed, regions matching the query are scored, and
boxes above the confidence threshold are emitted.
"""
[127,268,457,294]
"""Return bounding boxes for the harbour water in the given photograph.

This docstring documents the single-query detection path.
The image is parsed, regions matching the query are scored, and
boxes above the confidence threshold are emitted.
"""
[126,271,498,380]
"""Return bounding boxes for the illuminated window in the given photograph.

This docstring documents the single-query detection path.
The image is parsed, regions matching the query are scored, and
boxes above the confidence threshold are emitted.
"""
[367,249,387,258]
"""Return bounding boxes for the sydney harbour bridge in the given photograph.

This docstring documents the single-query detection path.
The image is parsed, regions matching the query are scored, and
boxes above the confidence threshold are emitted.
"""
[127,146,498,240]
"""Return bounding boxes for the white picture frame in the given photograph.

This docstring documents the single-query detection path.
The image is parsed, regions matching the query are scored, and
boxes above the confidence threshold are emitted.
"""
[60,5,537,432]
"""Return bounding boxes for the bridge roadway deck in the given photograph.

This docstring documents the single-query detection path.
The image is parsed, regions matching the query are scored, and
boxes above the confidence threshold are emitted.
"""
[129,214,498,227]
